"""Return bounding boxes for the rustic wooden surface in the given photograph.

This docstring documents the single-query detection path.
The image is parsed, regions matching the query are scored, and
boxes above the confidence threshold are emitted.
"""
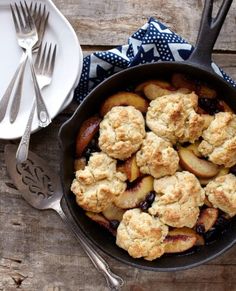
[1,0,236,290]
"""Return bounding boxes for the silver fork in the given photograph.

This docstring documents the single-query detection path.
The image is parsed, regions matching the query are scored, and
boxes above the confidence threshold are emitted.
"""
[10,1,51,128]
[9,3,49,124]
[16,43,57,163]
[0,2,49,123]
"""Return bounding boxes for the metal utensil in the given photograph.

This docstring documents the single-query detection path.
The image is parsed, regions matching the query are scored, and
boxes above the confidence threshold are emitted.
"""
[4,144,124,291]
[9,3,49,124]
[10,1,51,127]
[0,2,49,123]
[16,42,57,164]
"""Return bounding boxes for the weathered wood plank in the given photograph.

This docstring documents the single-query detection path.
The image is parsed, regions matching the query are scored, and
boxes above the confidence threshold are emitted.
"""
[53,0,236,50]
[213,53,236,81]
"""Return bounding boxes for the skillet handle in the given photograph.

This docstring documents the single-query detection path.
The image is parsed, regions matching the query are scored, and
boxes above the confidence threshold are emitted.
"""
[188,0,233,72]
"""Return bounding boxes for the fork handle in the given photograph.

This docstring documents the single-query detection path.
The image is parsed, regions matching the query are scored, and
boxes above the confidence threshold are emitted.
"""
[26,48,51,128]
[10,53,27,123]
[0,53,27,122]
[16,102,36,164]
[55,204,124,291]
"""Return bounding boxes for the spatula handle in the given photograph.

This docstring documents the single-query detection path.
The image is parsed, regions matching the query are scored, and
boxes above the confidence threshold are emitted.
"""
[55,204,124,291]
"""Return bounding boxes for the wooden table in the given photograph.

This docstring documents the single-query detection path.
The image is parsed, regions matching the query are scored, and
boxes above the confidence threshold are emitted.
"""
[1,0,236,290]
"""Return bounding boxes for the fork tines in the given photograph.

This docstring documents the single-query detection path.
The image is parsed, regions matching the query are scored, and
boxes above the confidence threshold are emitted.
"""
[35,43,57,76]
[10,1,35,32]
[30,2,49,45]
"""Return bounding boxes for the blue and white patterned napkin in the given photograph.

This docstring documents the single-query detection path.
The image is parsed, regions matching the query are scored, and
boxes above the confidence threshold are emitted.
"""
[74,17,236,103]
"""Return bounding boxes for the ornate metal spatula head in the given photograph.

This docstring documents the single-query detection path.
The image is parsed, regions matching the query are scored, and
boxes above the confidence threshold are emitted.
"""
[4,144,63,210]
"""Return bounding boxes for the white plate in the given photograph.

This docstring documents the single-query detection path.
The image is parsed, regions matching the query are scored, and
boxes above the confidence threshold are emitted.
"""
[0,0,83,140]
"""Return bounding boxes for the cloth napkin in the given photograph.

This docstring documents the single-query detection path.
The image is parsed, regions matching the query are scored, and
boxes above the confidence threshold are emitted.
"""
[74,17,236,103]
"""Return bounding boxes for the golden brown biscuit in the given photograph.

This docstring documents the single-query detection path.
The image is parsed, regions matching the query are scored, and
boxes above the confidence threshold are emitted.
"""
[146,92,205,144]
[149,171,205,228]
[136,132,179,178]
[71,152,126,212]
[99,106,146,160]
[116,208,168,261]
[198,112,236,167]
[205,174,236,217]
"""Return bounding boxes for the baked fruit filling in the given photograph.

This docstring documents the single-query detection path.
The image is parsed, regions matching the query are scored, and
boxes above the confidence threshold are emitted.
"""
[71,73,236,261]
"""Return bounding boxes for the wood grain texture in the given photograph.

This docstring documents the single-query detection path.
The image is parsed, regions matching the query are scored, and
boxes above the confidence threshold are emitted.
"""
[52,0,236,50]
[1,0,236,290]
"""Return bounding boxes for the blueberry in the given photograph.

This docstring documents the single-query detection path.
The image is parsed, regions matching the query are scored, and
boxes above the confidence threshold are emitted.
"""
[84,148,93,160]
[139,200,150,212]
[146,191,155,204]
[196,224,205,235]
[198,97,221,115]
[90,138,99,151]
[230,165,236,176]
[84,147,98,161]
[109,220,120,230]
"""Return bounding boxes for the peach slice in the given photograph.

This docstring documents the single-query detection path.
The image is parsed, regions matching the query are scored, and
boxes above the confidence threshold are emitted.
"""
[195,208,219,233]
[199,167,229,186]
[135,80,173,93]
[100,92,149,116]
[114,176,154,209]
[195,233,205,246]
[143,83,174,100]
[186,141,202,157]
[75,116,101,157]
[74,157,86,171]
[171,73,196,92]
[164,227,197,253]
[204,197,213,207]
[102,203,126,222]
[178,146,220,178]
[196,107,207,115]
[135,80,177,100]
[218,167,230,177]
[172,73,217,98]
[85,212,116,236]
[197,85,217,99]
[117,155,140,182]
[198,178,213,186]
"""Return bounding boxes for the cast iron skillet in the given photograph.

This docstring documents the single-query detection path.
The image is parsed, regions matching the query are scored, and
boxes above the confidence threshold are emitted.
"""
[59,0,236,271]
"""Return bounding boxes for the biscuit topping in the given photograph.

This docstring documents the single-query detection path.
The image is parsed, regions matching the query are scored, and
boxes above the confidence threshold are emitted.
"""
[99,106,146,160]
[198,112,236,167]
[136,132,179,178]
[71,152,126,212]
[205,174,236,217]
[116,208,168,260]
[149,171,205,228]
[146,92,205,144]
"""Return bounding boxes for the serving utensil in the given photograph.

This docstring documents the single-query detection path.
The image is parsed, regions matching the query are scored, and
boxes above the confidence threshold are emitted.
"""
[4,144,124,291]
[10,1,51,127]
[0,2,49,123]
[16,42,57,164]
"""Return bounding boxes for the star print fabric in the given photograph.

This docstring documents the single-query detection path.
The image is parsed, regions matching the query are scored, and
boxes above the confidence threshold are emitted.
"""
[74,17,236,102]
